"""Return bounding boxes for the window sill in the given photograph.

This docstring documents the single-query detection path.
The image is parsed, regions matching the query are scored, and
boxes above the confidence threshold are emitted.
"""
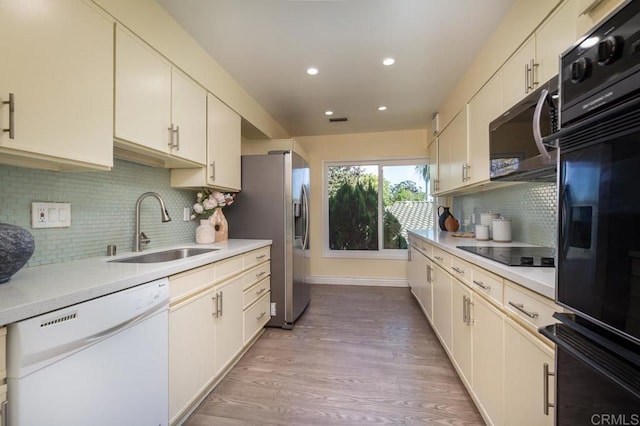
[323,250,409,260]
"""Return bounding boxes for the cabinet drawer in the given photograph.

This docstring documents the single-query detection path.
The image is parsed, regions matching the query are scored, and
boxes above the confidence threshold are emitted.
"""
[0,326,5,380]
[432,247,451,269]
[504,282,557,332]
[169,263,215,301]
[471,266,504,307]
[243,262,270,290]
[215,255,244,282]
[450,256,472,286]
[244,292,271,345]
[243,277,270,309]
[244,247,270,269]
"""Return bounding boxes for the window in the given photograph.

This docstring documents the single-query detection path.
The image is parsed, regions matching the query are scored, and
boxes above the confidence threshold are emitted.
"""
[324,159,434,258]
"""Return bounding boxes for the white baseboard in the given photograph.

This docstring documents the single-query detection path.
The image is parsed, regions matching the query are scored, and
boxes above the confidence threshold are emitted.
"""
[306,275,408,287]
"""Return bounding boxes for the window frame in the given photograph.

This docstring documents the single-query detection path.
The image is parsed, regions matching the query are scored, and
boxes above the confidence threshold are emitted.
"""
[322,157,429,260]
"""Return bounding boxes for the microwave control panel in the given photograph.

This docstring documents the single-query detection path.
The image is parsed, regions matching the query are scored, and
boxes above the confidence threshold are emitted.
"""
[560,0,640,126]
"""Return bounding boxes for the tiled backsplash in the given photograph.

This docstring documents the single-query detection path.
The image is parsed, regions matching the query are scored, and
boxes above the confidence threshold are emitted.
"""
[452,182,557,247]
[0,160,198,267]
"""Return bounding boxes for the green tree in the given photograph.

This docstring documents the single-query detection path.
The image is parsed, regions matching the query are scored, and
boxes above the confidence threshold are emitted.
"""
[329,180,378,250]
[383,211,407,249]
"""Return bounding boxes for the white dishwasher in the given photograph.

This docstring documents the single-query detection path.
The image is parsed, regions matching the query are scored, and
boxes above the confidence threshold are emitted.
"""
[6,278,169,426]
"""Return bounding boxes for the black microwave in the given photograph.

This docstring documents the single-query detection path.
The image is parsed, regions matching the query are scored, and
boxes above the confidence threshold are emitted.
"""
[489,76,558,181]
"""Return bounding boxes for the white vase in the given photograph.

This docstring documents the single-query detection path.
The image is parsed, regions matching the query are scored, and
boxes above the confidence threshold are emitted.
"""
[195,219,215,244]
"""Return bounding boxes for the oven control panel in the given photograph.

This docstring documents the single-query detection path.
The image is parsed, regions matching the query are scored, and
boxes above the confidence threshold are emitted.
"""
[560,0,640,126]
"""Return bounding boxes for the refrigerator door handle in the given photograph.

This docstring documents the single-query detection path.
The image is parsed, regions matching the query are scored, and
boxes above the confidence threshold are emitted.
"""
[302,184,310,250]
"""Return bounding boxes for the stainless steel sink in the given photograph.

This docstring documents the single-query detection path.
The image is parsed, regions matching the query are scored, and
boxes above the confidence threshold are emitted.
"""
[110,248,219,264]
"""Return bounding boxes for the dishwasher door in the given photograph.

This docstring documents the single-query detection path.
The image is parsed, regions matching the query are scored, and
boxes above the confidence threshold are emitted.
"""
[7,278,169,426]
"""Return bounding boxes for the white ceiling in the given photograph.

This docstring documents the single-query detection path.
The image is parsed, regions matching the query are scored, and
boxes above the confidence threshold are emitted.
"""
[156,0,516,137]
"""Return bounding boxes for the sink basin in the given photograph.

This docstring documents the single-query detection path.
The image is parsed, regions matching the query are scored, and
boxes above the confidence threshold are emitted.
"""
[110,248,219,264]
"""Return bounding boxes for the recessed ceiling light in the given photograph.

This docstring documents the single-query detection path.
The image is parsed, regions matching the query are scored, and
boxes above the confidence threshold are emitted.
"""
[378,106,387,111]
[306,67,319,75]
[382,57,395,66]
[325,111,334,116]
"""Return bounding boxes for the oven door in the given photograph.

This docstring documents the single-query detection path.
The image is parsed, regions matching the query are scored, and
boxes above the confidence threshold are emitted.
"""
[556,96,640,343]
[541,318,640,426]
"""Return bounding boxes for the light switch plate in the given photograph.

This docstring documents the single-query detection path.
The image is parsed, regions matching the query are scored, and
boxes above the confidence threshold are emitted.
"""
[32,202,71,228]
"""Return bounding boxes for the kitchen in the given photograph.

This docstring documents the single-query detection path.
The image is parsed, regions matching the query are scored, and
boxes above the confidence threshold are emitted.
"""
[0,0,638,425]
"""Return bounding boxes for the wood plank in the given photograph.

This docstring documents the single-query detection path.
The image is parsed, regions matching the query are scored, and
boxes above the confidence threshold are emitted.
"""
[185,284,484,425]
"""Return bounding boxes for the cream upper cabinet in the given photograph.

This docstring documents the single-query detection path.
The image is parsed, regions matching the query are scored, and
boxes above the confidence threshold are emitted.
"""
[451,279,473,387]
[502,36,537,111]
[1,326,6,426]
[171,69,207,164]
[472,295,505,426]
[115,27,205,167]
[171,93,241,191]
[503,0,578,110]
[504,318,555,426]
[536,0,579,85]
[467,73,502,185]
[207,93,241,191]
[437,107,468,193]
[0,0,113,171]
[428,137,439,194]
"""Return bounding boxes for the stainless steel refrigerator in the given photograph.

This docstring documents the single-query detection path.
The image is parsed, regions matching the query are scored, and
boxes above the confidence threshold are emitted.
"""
[226,151,310,329]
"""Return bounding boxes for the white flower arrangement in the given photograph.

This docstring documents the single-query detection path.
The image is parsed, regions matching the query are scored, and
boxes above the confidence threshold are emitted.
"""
[191,190,235,220]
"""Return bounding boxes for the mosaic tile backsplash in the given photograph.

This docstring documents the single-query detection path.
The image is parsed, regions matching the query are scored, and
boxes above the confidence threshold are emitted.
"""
[452,182,558,248]
[0,159,199,267]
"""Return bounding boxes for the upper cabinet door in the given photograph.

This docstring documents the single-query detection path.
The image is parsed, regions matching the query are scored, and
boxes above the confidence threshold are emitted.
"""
[536,0,579,85]
[467,72,502,185]
[171,69,206,165]
[115,27,172,155]
[207,93,241,191]
[502,36,536,111]
[0,0,113,170]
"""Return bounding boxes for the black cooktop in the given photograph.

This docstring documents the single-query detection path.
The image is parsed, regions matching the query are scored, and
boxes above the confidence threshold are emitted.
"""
[456,246,555,267]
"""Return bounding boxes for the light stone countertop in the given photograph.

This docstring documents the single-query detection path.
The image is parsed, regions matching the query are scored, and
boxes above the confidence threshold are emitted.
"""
[0,239,271,326]
[408,229,556,300]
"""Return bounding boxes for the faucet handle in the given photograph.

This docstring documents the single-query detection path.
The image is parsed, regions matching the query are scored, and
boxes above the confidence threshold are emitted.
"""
[140,232,150,245]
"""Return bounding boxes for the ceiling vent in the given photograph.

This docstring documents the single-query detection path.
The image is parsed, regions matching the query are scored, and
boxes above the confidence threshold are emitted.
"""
[329,117,348,123]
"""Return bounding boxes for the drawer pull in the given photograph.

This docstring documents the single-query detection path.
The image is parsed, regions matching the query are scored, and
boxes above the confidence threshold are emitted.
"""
[256,288,267,296]
[256,271,267,279]
[508,301,539,319]
[451,266,464,274]
[256,311,267,321]
[256,254,267,260]
[434,256,444,262]
[473,280,491,291]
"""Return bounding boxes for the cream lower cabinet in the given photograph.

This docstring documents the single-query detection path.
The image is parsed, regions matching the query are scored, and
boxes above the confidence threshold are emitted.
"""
[0,0,113,171]
[472,295,505,425]
[451,278,473,387]
[168,247,271,424]
[504,318,555,426]
[432,264,453,352]
[0,326,6,426]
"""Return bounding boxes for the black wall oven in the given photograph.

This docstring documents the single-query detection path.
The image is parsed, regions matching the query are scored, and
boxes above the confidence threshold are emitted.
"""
[540,0,640,424]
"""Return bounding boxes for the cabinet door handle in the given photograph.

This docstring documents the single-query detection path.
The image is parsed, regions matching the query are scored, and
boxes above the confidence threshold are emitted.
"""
[508,301,539,318]
[168,124,179,149]
[175,125,180,150]
[543,363,555,415]
[426,265,432,283]
[256,254,267,260]
[524,62,529,93]
[211,294,218,317]
[209,161,216,180]
[451,266,464,275]
[2,93,15,139]
[467,298,474,325]
[256,271,267,279]
[256,287,267,296]
[462,295,468,324]
[218,291,223,316]
[473,280,491,291]
[434,256,444,262]
[531,59,539,88]
[256,311,266,321]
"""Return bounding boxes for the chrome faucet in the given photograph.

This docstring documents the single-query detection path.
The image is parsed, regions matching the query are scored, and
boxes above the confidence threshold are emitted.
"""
[134,192,172,252]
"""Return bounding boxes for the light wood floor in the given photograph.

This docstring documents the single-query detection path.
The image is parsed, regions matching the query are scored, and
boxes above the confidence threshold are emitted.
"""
[185,284,484,425]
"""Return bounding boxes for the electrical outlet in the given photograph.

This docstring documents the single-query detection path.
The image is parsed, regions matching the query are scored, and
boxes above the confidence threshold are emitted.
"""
[32,202,71,228]
[270,302,276,316]
[183,207,191,222]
